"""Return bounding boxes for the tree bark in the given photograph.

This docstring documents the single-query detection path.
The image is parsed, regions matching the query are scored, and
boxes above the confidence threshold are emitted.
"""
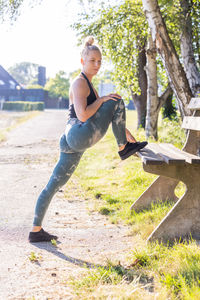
[158,84,173,111]
[145,34,158,139]
[142,0,193,118]
[162,92,175,120]
[180,0,200,96]
[131,45,147,129]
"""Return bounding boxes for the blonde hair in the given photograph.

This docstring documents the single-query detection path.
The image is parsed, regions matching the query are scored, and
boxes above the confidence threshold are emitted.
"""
[81,36,101,58]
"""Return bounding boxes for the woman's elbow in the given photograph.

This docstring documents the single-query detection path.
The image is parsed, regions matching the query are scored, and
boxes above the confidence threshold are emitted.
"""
[77,113,88,123]
[79,117,87,122]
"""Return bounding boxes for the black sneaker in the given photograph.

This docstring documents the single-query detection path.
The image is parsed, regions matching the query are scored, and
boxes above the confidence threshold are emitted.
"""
[118,141,148,160]
[28,228,58,243]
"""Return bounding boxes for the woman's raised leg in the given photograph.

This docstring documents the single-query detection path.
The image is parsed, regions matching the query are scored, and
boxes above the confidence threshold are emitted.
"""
[66,99,127,152]
[66,98,147,159]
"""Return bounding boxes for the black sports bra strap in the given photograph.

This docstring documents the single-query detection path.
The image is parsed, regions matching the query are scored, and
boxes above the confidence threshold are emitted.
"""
[81,72,93,90]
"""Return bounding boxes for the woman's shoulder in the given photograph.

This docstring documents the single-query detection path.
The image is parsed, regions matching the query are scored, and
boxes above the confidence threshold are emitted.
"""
[71,75,89,92]
[72,75,86,86]
[70,76,89,94]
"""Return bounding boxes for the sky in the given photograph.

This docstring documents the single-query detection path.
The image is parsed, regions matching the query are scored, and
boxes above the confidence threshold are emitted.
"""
[0,0,85,78]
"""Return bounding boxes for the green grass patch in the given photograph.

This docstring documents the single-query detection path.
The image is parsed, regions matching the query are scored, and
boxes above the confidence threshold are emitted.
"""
[68,240,200,299]
[131,240,200,299]
[158,114,186,149]
[68,261,151,299]
[69,266,123,293]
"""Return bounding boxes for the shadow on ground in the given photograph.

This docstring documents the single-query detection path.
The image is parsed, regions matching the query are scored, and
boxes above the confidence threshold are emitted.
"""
[32,241,110,269]
[32,241,154,290]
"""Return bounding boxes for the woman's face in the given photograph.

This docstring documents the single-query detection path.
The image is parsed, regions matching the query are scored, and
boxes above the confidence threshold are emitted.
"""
[82,50,102,76]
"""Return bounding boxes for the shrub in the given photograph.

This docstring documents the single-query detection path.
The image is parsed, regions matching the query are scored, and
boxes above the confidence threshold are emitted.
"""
[2,101,44,111]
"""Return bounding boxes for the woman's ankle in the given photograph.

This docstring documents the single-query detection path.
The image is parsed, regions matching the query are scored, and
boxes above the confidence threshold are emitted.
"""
[31,226,42,232]
[119,143,127,151]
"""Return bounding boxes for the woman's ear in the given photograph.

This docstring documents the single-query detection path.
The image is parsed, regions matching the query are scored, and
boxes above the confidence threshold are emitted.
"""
[81,57,84,65]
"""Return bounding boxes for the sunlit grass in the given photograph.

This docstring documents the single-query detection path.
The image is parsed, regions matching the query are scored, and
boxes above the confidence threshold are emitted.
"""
[68,239,200,299]
[131,240,200,299]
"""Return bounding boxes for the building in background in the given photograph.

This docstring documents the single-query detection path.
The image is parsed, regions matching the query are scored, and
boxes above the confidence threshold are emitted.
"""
[38,66,46,87]
[0,65,68,109]
[98,80,135,110]
[98,81,115,97]
[0,65,21,90]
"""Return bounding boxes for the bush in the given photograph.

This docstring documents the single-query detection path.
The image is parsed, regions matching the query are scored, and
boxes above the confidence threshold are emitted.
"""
[2,101,44,111]
[158,116,186,148]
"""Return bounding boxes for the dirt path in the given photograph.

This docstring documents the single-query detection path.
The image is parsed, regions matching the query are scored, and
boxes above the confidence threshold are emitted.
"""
[0,110,134,300]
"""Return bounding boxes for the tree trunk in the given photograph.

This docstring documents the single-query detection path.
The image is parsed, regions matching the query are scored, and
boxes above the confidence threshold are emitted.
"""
[145,34,173,139]
[180,0,200,96]
[142,0,193,118]
[145,34,158,139]
[131,92,146,129]
[158,84,173,111]
[131,45,147,129]
[162,92,176,120]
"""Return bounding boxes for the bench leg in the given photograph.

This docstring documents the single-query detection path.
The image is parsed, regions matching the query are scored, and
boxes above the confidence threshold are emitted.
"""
[148,183,200,242]
[130,176,179,212]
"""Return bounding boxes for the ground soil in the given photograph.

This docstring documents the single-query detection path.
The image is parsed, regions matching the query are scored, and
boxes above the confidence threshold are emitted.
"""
[0,110,134,300]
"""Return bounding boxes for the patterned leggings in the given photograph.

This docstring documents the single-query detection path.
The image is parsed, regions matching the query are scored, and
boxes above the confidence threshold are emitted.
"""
[33,99,127,226]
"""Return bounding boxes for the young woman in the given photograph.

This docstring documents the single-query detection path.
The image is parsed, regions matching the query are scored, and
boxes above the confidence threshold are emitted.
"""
[29,37,147,243]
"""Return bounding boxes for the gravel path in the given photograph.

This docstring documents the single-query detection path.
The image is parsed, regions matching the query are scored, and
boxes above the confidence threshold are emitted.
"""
[0,110,134,300]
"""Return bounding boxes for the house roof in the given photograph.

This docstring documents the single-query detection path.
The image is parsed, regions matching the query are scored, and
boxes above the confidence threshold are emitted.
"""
[0,65,21,89]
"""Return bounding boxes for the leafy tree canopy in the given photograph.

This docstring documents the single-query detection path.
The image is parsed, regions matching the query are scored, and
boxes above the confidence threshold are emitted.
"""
[73,0,148,96]
[44,71,70,99]
[0,0,23,22]
[69,68,115,92]
[8,62,39,86]
[69,68,82,81]
[73,0,200,97]
[0,0,42,23]
[158,0,200,60]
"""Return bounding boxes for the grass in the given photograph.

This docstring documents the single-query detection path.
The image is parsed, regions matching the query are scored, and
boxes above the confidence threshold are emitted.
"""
[63,110,200,299]
[28,251,42,263]
[68,240,200,299]
[131,240,200,299]
[51,239,57,247]
[0,110,41,142]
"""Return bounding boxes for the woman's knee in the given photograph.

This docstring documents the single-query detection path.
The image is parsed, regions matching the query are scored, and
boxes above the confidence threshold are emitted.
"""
[117,98,125,110]
[104,98,125,111]
[67,132,95,152]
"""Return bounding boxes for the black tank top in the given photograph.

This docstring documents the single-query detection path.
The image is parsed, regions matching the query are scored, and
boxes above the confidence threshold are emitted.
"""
[68,72,97,119]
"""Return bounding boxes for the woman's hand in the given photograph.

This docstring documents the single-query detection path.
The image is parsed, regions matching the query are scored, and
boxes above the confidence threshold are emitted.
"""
[100,93,122,103]
[126,128,137,143]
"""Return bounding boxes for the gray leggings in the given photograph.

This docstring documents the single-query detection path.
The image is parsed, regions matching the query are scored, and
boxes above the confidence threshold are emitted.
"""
[33,99,127,226]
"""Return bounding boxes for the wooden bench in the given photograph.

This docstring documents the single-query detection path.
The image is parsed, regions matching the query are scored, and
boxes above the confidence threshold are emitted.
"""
[131,97,200,242]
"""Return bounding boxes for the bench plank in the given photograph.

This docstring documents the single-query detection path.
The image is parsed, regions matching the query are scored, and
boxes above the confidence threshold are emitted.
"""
[158,143,200,164]
[137,143,200,165]
[182,116,200,130]
[188,98,200,110]
[136,146,165,165]
[147,143,186,164]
